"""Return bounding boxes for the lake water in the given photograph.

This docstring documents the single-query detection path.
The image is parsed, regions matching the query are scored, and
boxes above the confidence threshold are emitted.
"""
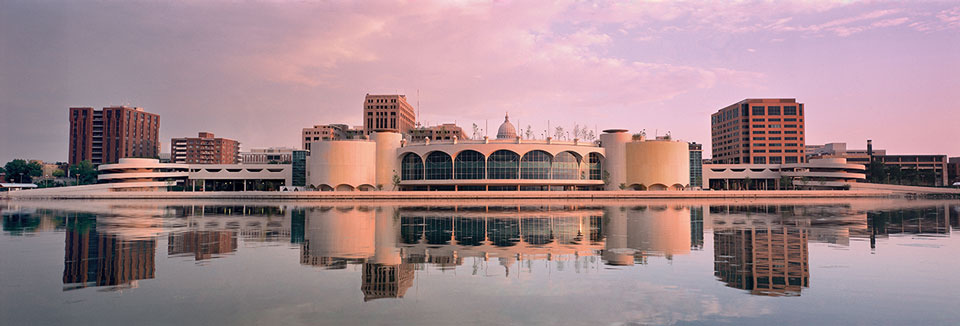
[2,199,959,325]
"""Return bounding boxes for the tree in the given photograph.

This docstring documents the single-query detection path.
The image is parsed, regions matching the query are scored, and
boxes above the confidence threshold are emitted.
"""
[586,130,596,141]
[602,170,611,188]
[69,160,98,185]
[573,124,582,139]
[392,170,401,191]
[3,159,42,183]
[471,123,479,139]
[779,176,792,190]
[525,125,534,140]
[554,126,565,140]
[743,176,751,190]
[53,169,66,178]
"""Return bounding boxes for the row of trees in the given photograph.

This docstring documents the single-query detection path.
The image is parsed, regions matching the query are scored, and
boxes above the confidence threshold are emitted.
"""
[0,159,98,186]
[471,123,599,141]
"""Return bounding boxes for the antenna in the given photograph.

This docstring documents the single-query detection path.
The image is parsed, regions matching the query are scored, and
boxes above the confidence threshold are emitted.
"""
[417,89,421,127]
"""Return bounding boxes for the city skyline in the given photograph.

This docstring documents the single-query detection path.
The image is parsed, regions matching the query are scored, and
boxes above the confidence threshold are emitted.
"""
[3,1,960,164]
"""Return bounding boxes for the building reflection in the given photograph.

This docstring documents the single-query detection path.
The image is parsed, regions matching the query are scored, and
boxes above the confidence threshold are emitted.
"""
[168,231,237,260]
[62,215,156,291]
[713,225,809,296]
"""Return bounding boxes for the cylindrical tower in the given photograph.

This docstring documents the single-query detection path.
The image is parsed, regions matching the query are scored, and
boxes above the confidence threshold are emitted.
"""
[306,140,376,190]
[599,129,631,190]
[371,131,403,191]
[625,140,691,190]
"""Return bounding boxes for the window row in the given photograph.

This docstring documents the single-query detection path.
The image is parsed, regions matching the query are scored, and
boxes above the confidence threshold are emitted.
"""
[401,150,603,181]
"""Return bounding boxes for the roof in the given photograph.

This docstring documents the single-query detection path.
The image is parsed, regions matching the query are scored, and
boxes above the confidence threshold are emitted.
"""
[0,183,38,188]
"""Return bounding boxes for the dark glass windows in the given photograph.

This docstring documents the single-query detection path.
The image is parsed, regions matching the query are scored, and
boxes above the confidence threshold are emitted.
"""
[454,150,485,180]
[768,106,781,115]
[552,152,579,180]
[425,152,453,180]
[784,106,797,115]
[401,153,424,180]
[487,150,519,179]
[589,153,603,180]
[521,150,552,179]
[752,106,765,116]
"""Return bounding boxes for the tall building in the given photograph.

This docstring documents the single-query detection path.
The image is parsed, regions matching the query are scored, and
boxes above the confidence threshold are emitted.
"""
[301,124,365,150]
[688,142,702,188]
[409,123,467,142]
[171,132,240,164]
[363,94,416,135]
[711,99,805,164]
[68,106,160,165]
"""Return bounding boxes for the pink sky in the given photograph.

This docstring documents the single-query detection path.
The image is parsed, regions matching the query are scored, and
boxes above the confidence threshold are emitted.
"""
[1,0,958,163]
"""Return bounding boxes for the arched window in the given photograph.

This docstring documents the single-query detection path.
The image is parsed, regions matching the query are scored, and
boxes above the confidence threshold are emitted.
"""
[521,150,551,179]
[454,150,485,179]
[589,153,603,180]
[401,153,423,180]
[487,150,519,179]
[425,152,453,180]
[552,151,580,179]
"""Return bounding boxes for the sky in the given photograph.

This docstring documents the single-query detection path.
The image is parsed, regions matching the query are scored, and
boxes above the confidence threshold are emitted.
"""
[1,0,959,164]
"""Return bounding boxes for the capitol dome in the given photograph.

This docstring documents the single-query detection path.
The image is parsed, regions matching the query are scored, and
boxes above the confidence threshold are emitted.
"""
[496,113,517,139]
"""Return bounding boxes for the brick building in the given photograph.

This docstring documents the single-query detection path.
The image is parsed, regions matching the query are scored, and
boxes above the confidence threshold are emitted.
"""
[171,132,240,164]
[711,99,806,164]
[68,106,160,165]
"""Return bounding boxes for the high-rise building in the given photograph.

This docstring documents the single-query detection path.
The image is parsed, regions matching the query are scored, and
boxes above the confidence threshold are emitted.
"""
[68,106,160,165]
[170,132,240,164]
[301,124,365,150]
[688,142,702,188]
[409,123,467,142]
[363,94,416,135]
[711,99,805,164]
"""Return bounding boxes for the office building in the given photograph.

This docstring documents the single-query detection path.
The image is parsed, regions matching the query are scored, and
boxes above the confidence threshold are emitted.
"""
[875,154,949,186]
[711,99,805,164]
[689,142,702,189]
[240,147,297,164]
[409,123,467,142]
[949,157,960,185]
[301,124,365,150]
[68,106,160,165]
[171,132,240,164]
[363,94,416,135]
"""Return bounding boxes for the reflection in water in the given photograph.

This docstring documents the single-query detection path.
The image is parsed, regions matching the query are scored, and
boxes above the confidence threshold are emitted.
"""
[1,200,957,302]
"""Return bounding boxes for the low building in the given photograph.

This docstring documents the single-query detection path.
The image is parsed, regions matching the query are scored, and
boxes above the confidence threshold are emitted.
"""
[807,140,948,186]
[949,157,960,185]
[703,158,866,190]
[239,147,297,164]
[0,183,39,191]
[409,123,467,142]
[171,132,241,164]
[302,124,365,150]
[96,158,293,192]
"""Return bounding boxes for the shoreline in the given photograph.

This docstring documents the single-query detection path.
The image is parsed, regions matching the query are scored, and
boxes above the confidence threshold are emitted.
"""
[0,189,924,200]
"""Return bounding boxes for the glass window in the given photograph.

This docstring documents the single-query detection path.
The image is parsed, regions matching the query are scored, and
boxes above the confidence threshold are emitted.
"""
[752,106,765,116]
[768,106,781,115]
[784,106,797,115]
[785,156,798,163]
[552,151,580,179]
[487,150,519,179]
[454,150,485,180]
[769,156,783,164]
[424,152,452,180]
[589,153,603,180]
[401,153,424,180]
[521,150,552,179]
[769,124,781,128]
[753,157,766,164]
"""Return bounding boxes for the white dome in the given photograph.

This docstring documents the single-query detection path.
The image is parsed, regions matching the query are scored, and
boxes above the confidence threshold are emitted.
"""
[496,113,517,139]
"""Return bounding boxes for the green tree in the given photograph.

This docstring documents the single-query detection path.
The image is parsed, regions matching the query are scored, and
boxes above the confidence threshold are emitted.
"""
[53,169,66,178]
[3,159,42,183]
[392,170,401,191]
[743,176,751,190]
[69,160,98,185]
[779,176,792,190]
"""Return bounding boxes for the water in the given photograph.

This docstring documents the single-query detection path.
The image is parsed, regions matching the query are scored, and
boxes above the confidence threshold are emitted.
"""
[1,199,959,325]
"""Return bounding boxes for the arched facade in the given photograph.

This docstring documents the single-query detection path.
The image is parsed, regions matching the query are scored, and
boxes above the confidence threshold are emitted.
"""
[396,140,605,191]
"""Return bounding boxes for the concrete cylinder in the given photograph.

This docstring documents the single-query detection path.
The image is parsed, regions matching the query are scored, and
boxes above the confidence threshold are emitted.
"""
[371,132,402,191]
[625,140,690,190]
[600,130,631,191]
[306,141,376,190]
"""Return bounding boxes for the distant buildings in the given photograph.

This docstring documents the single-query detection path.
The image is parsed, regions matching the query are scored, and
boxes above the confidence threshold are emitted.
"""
[808,140,949,186]
[301,124,365,150]
[949,157,960,185]
[240,147,297,164]
[68,106,160,165]
[711,99,805,164]
[702,158,866,190]
[171,132,240,164]
[409,123,467,142]
[363,94,416,135]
